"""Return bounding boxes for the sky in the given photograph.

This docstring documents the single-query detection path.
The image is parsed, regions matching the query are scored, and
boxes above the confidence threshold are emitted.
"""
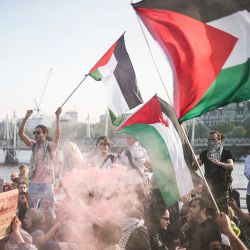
[0,0,173,123]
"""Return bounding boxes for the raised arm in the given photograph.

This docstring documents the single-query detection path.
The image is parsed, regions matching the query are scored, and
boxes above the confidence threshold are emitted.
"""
[229,199,250,224]
[216,212,247,250]
[11,216,38,250]
[18,110,33,146]
[54,107,62,145]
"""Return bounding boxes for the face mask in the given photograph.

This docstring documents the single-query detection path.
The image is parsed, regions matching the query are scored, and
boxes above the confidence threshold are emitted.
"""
[208,140,222,150]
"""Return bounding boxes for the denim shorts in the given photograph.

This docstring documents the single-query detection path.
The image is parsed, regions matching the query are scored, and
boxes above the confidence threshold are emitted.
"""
[28,182,54,208]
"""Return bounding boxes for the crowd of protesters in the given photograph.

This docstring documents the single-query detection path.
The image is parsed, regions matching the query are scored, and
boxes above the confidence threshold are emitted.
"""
[0,109,249,250]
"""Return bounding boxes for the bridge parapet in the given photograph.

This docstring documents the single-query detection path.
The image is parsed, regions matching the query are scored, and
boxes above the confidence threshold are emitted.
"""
[192,138,250,147]
[0,138,127,151]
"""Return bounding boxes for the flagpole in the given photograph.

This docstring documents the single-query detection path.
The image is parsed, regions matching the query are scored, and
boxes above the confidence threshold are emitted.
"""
[134,12,172,104]
[60,74,88,108]
[181,125,219,211]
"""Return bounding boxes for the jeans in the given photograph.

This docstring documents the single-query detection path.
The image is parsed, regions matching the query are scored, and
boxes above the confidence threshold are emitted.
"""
[28,183,54,209]
[246,194,250,214]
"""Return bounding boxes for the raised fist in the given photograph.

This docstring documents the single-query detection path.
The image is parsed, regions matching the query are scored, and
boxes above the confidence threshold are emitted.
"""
[25,110,33,118]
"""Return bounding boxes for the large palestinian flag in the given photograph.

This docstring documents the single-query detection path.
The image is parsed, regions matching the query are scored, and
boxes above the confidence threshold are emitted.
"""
[117,95,195,206]
[133,0,250,122]
[89,34,143,125]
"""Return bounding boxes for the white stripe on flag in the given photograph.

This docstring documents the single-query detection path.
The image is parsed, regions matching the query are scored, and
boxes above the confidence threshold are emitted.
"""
[99,54,129,116]
[151,117,193,197]
[208,10,250,68]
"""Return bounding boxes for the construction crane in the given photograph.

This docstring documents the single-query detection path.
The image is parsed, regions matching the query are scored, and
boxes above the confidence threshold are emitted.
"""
[34,68,53,115]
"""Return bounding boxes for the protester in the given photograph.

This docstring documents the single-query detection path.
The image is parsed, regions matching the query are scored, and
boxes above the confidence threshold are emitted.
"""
[118,202,151,250]
[229,198,250,224]
[18,182,29,194]
[22,208,46,248]
[116,135,151,178]
[40,218,80,250]
[18,192,30,224]
[87,136,115,168]
[39,199,56,232]
[18,164,29,184]
[186,197,222,250]
[62,141,83,172]
[5,216,38,250]
[244,148,250,214]
[216,212,247,250]
[11,172,19,189]
[197,131,234,211]
[148,205,171,250]
[93,221,122,250]
[18,107,62,208]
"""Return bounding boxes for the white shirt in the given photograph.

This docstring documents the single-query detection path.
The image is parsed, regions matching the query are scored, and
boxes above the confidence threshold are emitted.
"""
[117,141,150,175]
[244,155,250,195]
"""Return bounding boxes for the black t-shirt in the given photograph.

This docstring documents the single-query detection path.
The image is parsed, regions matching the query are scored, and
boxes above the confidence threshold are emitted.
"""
[199,149,234,191]
[187,218,222,250]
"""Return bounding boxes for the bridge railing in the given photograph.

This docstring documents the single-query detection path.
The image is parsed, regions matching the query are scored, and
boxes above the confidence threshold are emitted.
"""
[192,138,250,147]
[0,138,128,150]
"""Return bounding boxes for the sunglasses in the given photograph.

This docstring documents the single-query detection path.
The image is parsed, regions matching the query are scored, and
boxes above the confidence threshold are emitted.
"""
[161,217,170,221]
[33,131,42,135]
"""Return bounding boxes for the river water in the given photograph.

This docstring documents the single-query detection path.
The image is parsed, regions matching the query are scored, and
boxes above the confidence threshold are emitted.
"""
[0,149,248,210]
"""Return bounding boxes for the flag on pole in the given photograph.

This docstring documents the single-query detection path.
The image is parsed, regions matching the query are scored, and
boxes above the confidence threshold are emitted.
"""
[133,0,250,122]
[89,34,143,125]
[117,95,194,207]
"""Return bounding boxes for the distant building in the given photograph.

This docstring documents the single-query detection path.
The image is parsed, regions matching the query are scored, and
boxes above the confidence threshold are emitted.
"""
[58,110,78,128]
[200,101,250,126]
[26,114,54,129]
[26,110,78,129]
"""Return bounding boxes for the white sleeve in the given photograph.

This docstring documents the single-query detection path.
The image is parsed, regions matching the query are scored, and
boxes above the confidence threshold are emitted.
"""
[131,146,147,163]
[244,156,250,180]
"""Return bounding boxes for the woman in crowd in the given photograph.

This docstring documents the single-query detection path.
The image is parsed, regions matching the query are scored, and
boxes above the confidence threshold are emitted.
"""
[87,136,115,168]
[62,141,83,172]
[18,164,29,184]
[148,205,171,250]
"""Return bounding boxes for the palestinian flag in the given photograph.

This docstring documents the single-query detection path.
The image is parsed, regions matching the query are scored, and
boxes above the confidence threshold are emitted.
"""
[117,95,195,207]
[133,0,250,122]
[89,34,143,125]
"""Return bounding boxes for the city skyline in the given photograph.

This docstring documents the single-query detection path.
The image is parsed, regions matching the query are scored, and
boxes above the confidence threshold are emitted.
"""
[0,0,173,122]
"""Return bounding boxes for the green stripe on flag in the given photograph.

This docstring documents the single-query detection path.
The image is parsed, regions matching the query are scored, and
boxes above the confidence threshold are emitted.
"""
[108,109,127,126]
[181,58,250,122]
[119,123,180,206]
[89,69,102,81]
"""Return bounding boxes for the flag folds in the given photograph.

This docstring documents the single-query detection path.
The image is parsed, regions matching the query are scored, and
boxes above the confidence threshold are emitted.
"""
[117,96,194,207]
[89,34,143,125]
[133,0,250,121]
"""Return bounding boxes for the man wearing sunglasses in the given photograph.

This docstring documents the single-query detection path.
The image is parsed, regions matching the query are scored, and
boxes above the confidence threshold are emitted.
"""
[18,107,62,208]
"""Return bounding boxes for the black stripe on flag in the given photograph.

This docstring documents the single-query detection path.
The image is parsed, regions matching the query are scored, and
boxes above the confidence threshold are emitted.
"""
[133,0,250,23]
[113,36,143,110]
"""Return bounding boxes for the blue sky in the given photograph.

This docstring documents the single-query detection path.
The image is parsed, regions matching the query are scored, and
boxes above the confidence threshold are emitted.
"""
[0,0,172,122]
